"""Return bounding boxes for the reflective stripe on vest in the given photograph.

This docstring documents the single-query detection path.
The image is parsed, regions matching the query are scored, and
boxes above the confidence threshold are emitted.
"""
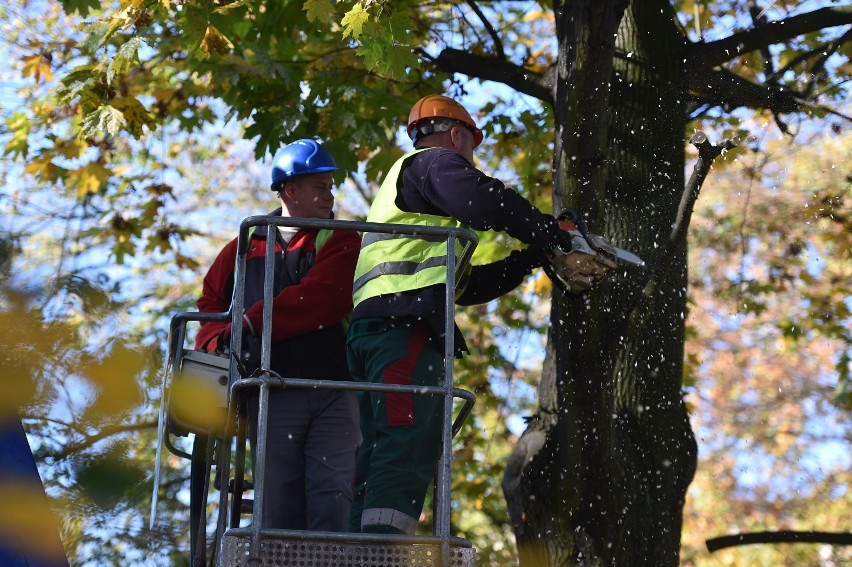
[352,149,467,308]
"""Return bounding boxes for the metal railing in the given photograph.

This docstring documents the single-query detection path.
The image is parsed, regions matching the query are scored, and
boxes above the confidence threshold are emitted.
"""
[154,216,479,566]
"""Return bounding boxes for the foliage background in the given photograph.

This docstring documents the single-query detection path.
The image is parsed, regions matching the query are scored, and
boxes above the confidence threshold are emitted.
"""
[0,0,849,565]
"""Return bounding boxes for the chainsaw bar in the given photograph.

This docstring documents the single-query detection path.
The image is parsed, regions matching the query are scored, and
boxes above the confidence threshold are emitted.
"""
[612,246,644,267]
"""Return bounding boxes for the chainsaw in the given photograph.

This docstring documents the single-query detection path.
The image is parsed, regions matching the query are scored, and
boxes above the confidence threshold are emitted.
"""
[543,209,645,294]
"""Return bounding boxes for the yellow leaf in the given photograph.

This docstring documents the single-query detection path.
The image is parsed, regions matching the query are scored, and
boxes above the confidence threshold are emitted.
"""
[21,53,53,83]
[55,138,87,159]
[170,372,229,434]
[68,162,112,198]
[80,344,145,418]
[213,0,250,14]
[341,2,370,39]
[110,96,155,137]
[201,25,234,58]
[23,155,57,180]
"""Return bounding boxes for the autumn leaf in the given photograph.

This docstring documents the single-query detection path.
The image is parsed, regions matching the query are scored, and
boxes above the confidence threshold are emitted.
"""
[21,53,53,83]
[68,162,112,198]
[79,343,145,420]
[213,0,251,15]
[23,154,59,181]
[170,366,229,434]
[3,111,31,159]
[201,25,234,58]
[110,96,156,138]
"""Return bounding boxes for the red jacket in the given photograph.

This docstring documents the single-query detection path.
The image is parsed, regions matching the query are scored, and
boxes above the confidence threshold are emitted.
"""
[195,224,360,379]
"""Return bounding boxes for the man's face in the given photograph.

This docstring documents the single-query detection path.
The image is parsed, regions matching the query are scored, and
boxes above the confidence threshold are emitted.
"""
[282,171,335,218]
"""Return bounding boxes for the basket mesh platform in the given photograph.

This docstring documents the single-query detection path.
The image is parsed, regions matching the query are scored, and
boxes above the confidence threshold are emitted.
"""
[220,530,476,567]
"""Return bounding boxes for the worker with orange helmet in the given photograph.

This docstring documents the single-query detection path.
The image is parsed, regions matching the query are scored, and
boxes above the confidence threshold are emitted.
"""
[346,95,579,534]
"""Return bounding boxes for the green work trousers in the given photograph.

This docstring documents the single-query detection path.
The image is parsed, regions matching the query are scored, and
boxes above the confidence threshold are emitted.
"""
[346,318,445,534]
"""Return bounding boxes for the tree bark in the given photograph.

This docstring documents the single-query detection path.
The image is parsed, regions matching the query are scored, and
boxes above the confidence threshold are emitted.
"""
[506,1,698,564]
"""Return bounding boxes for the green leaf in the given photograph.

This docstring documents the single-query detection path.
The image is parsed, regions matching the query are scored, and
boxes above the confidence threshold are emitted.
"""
[81,105,126,137]
[57,65,104,114]
[245,112,286,159]
[3,112,31,160]
[107,37,145,84]
[57,0,100,17]
[357,41,384,72]
[77,453,146,509]
[303,0,334,23]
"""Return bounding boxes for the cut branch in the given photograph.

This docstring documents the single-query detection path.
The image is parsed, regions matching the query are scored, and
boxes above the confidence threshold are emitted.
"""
[687,5,852,68]
[433,47,553,103]
[639,132,738,301]
[671,132,739,245]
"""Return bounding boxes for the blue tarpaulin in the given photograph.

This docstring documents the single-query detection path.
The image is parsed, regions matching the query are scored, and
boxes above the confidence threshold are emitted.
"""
[0,414,69,567]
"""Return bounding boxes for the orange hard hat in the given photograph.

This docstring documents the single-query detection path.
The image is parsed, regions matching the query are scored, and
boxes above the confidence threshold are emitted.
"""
[407,94,483,147]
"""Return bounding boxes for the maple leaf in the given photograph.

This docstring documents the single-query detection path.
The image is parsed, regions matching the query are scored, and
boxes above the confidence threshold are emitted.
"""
[357,41,384,72]
[107,37,145,84]
[21,53,53,83]
[57,0,100,16]
[23,155,58,181]
[82,105,125,137]
[201,25,234,58]
[341,2,370,39]
[68,162,112,198]
[3,112,31,160]
[110,97,156,138]
[303,0,334,23]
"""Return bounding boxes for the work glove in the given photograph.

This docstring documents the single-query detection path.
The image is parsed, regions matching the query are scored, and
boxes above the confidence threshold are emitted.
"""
[214,315,256,354]
[544,212,618,294]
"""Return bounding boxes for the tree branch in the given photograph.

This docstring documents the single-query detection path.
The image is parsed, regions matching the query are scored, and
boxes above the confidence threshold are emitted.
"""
[45,419,158,461]
[639,132,739,301]
[767,28,852,84]
[466,0,505,58]
[687,5,852,68]
[433,47,553,104]
[707,531,852,552]
[685,65,801,117]
[671,132,739,246]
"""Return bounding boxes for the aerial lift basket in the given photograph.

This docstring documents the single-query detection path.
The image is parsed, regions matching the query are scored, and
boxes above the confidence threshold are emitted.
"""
[152,216,480,567]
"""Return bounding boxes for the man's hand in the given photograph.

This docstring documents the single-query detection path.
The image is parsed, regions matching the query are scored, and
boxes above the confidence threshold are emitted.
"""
[546,227,617,294]
[213,315,256,354]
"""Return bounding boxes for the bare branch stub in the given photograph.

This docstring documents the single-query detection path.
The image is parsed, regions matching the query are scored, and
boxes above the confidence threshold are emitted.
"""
[636,132,739,304]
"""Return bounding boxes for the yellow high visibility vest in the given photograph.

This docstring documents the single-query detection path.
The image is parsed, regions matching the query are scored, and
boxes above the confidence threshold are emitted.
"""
[352,149,468,308]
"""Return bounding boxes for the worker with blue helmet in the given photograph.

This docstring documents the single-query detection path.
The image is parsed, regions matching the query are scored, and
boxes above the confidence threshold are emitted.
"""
[196,138,360,532]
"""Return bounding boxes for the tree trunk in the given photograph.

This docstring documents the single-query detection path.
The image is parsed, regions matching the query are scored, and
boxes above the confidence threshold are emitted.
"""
[504,2,698,564]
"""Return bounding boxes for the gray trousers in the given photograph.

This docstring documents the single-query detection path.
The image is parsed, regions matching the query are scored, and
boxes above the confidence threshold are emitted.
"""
[248,387,360,531]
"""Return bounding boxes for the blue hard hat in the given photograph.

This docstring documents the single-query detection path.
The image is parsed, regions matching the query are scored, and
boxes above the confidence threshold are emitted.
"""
[270,139,340,190]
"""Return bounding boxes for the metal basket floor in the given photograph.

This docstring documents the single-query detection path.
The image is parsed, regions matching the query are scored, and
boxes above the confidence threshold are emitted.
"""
[221,530,476,567]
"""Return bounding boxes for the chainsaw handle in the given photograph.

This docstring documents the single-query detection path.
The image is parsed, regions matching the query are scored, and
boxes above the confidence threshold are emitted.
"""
[556,208,589,236]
